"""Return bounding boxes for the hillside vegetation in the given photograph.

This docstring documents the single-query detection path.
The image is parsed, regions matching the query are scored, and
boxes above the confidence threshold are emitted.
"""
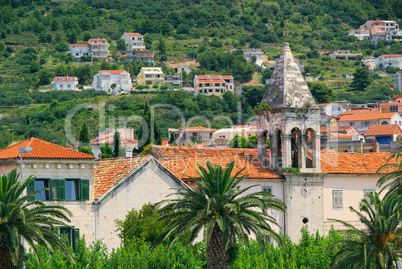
[0,0,401,147]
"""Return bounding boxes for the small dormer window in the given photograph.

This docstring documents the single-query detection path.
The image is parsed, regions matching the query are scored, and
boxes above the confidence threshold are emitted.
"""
[94,40,97,43]
[102,40,105,43]
[67,77,71,81]
[58,77,63,81]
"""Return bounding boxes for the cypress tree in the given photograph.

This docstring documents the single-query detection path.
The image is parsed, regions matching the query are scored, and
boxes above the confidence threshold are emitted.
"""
[113,131,121,158]
[79,123,90,146]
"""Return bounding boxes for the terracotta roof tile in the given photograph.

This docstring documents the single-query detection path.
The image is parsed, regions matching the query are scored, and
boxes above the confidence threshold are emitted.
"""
[71,44,89,47]
[125,32,142,36]
[0,137,95,160]
[364,124,402,136]
[152,146,281,180]
[338,112,397,122]
[99,70,128,74]
[341,109,379,115]
[54,76,77,81]
[181,126,217,132]
[94,156,150,199]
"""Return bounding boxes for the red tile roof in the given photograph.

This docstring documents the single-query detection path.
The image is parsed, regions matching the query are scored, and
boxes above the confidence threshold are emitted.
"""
[338,112,398,122]
[329,134,353,140]
[0,137,95,160]
[242,81,263,85]
[54,76,77,81]
[341,109,379,115]
[321,150,395,174]
[89,38,108,43]
[364,124,402,136]
[162,140,169,146]
[153,146,399,176]
[152,146,281,180]
[99,70,128,74]
[321,126,356,133]
[195,75,233,80]
[199,80,226,83]
[94,156,150,199]
[71,44,89,47]
[125,32,142,36]
[181,126,217,132]
[382,54,402,57]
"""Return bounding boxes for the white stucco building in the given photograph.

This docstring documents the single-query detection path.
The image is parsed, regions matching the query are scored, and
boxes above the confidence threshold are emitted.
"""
[317,103,351,117]
[394,71,402,91]
[51,76,79,91]
[121,32,145,51]
[68,44,91,60]
[92,70,132,93]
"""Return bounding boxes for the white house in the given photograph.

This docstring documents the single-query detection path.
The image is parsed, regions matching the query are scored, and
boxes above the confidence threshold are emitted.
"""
[67,44,91,60]
[379,54,402,70]
[212,124,257,146]
[317,103,351,117]
[338,111,402,134]
[92,70,132,93]
[348,30,370,40]
[51,76,79,91]
[121,32,145,51]
[90,128,138,159]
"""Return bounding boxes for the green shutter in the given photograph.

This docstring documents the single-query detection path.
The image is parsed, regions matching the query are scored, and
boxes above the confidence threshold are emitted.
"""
[27,179,35,201]
[73,228,80,251]
[50,179,66,201]
[80,179,90,201]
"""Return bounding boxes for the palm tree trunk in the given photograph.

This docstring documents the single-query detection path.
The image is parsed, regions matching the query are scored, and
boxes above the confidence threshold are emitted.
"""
[0,237,14,269]
[206,225,229,269]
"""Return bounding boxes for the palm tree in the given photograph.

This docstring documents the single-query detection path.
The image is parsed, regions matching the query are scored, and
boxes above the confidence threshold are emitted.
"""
[152,161,286,269]
[0,169,74,268]
[377,149,402,195]
[328,192,402,269]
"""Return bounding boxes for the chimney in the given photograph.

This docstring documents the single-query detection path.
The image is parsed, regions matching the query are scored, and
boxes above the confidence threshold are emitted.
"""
[373,139,380,152]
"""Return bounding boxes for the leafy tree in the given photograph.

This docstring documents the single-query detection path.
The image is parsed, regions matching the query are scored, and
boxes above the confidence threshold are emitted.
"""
[157,35,166,54]
[116,39,126,51]
[262,69,273,84]
[169,131,176,145]
[113,131,121,157]
[308,82,333,103]
[0,169,73,268]
[241,86,265,109]
[328,192,402,269]
[79,123,90,145]
[229,134,241,148]
[152,161,286,268]
[100,143,113,159]
[78,147,94,156]
[349,67,372,92]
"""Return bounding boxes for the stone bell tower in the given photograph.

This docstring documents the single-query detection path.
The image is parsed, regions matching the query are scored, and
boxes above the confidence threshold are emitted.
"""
[254,42,324,242]
[255,42,321,174]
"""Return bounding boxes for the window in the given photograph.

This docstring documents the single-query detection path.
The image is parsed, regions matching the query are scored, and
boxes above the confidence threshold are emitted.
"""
[34,179,50,200]
[209,89,213,92]
[215,89,220,92]
[332,190,343,209]
[215,83,220,86]
[390,106,398,112]
[350,122,355,126]
[59,227,79,250]
[199,84,202,87]
[146,75,151,78]
[262,186,272,194]
[364,189,375,205]
[364,121,369,126]
[205,83,210,87]
[27,179,89,201]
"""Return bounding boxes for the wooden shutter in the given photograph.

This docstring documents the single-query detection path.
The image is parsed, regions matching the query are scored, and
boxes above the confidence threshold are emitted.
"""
[80,179,90,201]
[27,179,35,201]
[51,179,66,201]
[73,228,80,251]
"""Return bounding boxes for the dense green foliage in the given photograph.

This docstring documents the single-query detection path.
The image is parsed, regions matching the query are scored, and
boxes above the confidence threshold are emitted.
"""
[24,225,364,269]
[0,169,73,268]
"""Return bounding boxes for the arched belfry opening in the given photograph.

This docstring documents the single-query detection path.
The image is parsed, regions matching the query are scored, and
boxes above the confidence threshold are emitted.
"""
[305,128,319,169]
[291,128,301,168]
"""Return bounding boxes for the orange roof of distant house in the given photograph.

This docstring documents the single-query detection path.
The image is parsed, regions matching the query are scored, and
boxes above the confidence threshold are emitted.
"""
[199,80,226,83]
[125,32,142,36]
[382,54,402,57]
[94,156,150,199]
[162,140,169,146]
[341,109,379,115]
[0,137,95,160]
[242,81,263,86]
[90,133,137,145]
[379,102,402,107]
[338,112,398,122]
[317,103,349,108]
[195,75,233,79]
[99,70,128,74]
[181,126,217,132]
[321,126,356,133]
[54,76,77,81]
[364,124,402,136]
[330,134,353,140]
[71,44,89,47]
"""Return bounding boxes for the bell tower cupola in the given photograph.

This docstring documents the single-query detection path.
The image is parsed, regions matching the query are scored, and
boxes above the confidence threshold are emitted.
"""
[254,42,321,173]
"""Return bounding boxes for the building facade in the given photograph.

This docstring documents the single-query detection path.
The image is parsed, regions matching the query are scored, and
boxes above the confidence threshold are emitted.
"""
[51,76,79,91]
[328,50,362,60]
[136,67,164,86]
[164,74,182,87]
[67,39,109,61]
[121,32,146,51]
[193,75,234,96]
[92,70,132,93]
[168,126,217,146]
[67,44,91,60]
[394,72,402,91]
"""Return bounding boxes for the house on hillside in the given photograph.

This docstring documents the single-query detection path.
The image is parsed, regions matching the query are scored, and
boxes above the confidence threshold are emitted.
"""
[67,39,109,61]
[168,126,217,146]
[164,74,182,87]
[121,32,145,51]
[136,67,164,86]
[364,124,402,144]
[90,128,138,158]
[348,30,370,40]
[318,103,351,117]
[92,70,132,92]
[328,50,362,61]
[118,33,155,63]
[378,54,402,70]
[193,75,234,96]
[338,110,402,133]
[51,76,79,91]
[212,124,257,146]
